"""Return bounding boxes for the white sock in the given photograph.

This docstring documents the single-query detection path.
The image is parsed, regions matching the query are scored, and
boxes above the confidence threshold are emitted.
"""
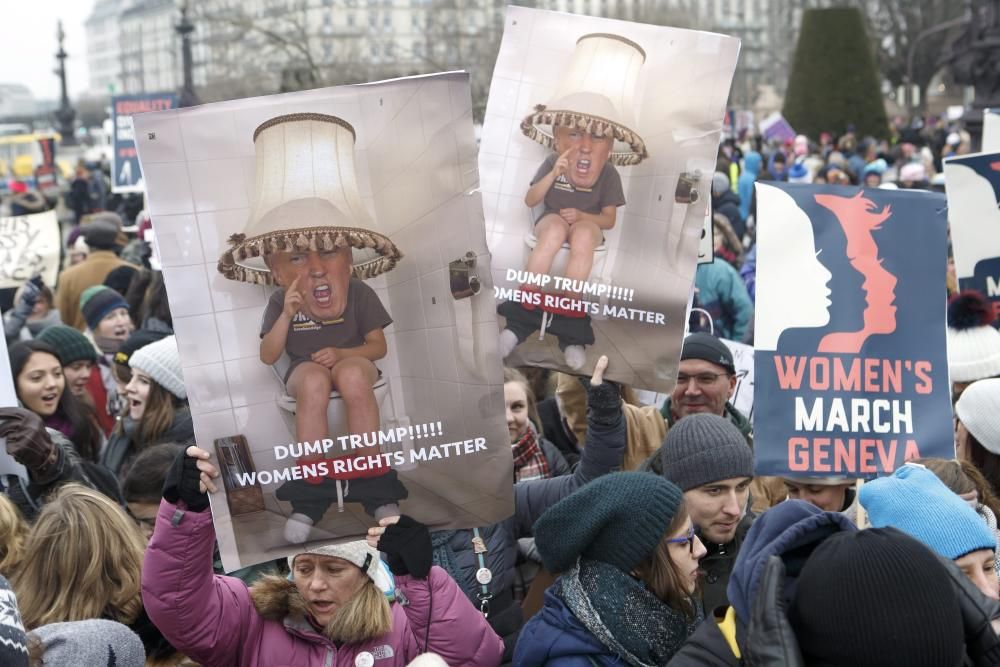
[284,513,314,543]
[499,328,519,358]
[563,345,586,370]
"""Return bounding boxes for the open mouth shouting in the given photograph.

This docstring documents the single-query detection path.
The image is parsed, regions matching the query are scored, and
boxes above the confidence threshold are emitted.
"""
[129,395,145,420]
[39,392,59,412]
[112,325,131,339]
[312,284,332,308]
[575,157,592,178]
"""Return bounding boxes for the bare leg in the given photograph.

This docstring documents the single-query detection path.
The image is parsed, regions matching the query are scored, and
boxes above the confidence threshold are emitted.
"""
[525,214,570,276]
[330,356,380,436]
[565,220,602,283]
[286,362,334,445]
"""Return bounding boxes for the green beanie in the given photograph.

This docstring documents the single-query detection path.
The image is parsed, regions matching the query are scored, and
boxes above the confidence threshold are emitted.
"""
[37,325,98,365]
[533,471,684,573]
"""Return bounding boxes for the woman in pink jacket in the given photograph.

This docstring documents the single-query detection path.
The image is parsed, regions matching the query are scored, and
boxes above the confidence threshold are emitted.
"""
[141,446,504,667]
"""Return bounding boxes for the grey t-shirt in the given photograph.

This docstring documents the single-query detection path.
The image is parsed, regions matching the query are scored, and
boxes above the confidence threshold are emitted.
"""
[531,152,626,219]
[260,278,392,381]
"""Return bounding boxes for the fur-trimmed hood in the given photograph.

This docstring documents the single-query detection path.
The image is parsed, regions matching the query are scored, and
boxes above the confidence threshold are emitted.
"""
[249,575,311,625]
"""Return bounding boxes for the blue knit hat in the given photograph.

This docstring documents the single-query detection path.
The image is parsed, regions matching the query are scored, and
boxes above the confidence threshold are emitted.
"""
[533,472,685,573]
[79,285,129,331]
[859,463,996,560]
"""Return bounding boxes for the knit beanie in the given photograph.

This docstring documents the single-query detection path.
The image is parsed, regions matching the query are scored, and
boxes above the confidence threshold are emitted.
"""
[946,291,1000,383]
[36,325,98,365]
[113,329,169,368]
[30,620,145,667]
[681,332,736,375]
[956,378,1000,455]
[859,463,996,560]
[292,540,394,593]
[80,285,129,331]
[789,528,964,667]
[659,413,754,491]
[533,472,684,573]
[0,575,28,667]
[711,171,730,196]
[103,264,138,297]
[128,335,186,400]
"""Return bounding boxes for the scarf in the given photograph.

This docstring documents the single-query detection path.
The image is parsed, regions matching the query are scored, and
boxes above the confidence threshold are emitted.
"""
[512,427,550,482]
[555,559,703,667]
[94,334,123,354]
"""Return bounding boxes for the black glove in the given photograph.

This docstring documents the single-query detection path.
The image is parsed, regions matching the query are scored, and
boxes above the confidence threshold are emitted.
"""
[743,556,805,667]
[163,448,210,512]
[18,276,43,309]
[580,377,621,427]
[936,555,1000,665]
[0,407,63,484]
[378,515,432,578]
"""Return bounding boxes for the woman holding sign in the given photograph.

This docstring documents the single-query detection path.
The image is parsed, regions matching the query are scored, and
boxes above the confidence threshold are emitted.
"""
[141,448,504,666]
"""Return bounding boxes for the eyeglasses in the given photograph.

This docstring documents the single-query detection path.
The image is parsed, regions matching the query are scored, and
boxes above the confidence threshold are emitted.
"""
[675,372,730,387]
[667,525,697,555]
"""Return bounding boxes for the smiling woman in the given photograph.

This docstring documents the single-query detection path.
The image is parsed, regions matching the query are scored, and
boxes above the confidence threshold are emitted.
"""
[8,340,103,462]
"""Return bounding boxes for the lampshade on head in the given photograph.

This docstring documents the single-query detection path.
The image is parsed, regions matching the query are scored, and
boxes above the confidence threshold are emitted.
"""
[520,33,648,166]
[218,113,402,285]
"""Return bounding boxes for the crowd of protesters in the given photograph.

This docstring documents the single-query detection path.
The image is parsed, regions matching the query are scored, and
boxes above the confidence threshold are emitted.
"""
[1,116,1000,667]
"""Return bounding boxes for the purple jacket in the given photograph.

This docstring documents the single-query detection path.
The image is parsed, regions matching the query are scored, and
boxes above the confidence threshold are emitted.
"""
[142,500,504,667]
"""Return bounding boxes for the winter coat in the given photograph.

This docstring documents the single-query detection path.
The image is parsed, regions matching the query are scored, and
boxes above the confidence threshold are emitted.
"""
[142,499,504,667]
[736,152,761,222]
[3,307,60,342]
[515,587,621,666]
[712,190,745,241]
[100,406,194,477]
[55,250,137,331]
[694,261,753,342]
[668,501,857,666]
[0,428,123,521]
[432,404,625,659]
[537,396,581,468]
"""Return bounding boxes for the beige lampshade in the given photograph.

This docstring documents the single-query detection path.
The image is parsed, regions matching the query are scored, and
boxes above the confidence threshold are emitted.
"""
[218,113,401,285]
[521,33,648,165]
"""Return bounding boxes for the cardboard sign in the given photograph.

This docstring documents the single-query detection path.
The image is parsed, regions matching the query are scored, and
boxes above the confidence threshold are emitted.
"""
[482,7,739,391]
[754,183,953,477]
[111,93,178,193]
[133,73,513,571]
[944,151,1000,320]
[0,209,61,290]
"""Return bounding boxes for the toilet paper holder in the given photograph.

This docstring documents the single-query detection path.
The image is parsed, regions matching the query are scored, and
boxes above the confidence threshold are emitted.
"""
[449,251,481,300]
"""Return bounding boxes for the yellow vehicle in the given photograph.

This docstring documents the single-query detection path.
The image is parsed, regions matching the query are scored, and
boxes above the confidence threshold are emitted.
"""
[0,131,72,183]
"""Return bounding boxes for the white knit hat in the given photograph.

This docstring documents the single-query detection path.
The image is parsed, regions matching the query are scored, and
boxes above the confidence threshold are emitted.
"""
[955,378,1000,455]
[947,292,1000,383]
[128,335,186,400]
[290,541,394,593]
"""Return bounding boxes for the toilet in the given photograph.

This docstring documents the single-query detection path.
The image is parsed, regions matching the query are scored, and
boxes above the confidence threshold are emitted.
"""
[522,204,609,281]
[268,351,394,512]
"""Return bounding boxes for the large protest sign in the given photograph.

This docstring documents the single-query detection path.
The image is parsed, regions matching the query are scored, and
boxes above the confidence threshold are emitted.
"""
[133,73,513,570]
[112,93,178,193]
[0,210,61,290]
[754,183,953,477]
[0,326,28,483]
[482,7,739,391]
[944,151,1000,320]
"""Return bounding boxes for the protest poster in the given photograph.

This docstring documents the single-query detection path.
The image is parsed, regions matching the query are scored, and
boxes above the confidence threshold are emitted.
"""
[132,72,513,571]
[984,109,1000,153]
[0,325,28,483]
[944,151,1000,320]
[753,182,953,478]
[481,6,739,391]
[0,209,61,290]
[759,112,795,143]
[112,93,178,193]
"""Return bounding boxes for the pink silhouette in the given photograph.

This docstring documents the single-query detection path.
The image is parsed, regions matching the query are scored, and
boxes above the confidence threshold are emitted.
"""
[816,191,898,353]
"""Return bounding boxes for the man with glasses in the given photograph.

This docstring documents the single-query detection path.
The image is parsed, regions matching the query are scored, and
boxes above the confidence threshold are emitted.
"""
[657,332,786,513]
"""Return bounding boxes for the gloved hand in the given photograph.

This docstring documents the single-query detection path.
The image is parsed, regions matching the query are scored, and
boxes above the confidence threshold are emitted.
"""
[163,447,211,512]
[743,555,805,667]
[18,276,43,309]
[579,355,620,426]
[375,515,432,578]
[0,407,63,484]
[935,554,1000,665]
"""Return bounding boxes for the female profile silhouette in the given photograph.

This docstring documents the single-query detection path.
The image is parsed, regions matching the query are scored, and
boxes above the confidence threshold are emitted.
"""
[754,183,833,351]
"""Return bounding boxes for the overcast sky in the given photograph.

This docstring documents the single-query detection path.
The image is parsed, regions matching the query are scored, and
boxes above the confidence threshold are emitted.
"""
[4,0,94,100]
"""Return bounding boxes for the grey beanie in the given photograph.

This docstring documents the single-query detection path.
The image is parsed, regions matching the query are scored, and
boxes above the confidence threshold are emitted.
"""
[29,620,145,667]
[660,413,754,491]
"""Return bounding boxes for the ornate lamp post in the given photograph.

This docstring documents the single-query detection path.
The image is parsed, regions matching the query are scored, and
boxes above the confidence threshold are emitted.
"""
[943,0,1000,149]
[53,21,77,146]
[176,1,200,107]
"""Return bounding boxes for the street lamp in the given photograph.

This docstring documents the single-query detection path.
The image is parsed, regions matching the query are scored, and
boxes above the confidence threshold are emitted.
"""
[53,21,77,146]
[176,1,200,107]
